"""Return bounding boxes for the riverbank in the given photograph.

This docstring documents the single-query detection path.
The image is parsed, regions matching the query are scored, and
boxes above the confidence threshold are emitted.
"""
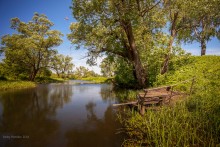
[35,77,67,84]
[0,77,67,90]
[0,77,110,90]
[0,81,36,90]
[80,76,110,83]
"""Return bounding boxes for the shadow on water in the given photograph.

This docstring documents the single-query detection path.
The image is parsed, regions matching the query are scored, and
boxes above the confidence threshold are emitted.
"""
[0,81,125,147]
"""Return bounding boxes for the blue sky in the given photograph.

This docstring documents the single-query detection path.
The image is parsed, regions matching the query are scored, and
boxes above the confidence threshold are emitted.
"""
[0,0,219,73]
[0,0,101,73]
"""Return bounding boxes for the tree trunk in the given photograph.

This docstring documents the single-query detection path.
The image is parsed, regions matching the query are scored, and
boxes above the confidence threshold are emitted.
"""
[201,38,206,56]
[123,21,147,88]
[56,70,60,77]
[161,12,178,75]
[29,69,38,81]
[161,35,175,74]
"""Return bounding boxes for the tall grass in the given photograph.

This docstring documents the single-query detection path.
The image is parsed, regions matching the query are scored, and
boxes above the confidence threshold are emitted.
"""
[118,56,220,146]
[119,93,220,146]
[114,89,139,102]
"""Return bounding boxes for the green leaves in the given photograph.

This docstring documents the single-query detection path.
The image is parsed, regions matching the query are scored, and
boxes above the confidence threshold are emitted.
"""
[176,0,220,55]
[50,54,74,78]
[1,13,63,81]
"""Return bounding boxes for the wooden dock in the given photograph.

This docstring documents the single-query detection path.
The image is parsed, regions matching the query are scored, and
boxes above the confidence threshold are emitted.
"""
[113,78,195,115]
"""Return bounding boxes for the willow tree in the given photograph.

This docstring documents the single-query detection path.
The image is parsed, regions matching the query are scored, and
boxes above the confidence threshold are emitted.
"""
[68,0,162,88]
[1,13,63,81]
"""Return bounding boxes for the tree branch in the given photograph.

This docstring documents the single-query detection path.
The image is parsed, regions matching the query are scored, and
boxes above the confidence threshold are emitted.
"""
[140,0,161,17]
[194,27,201,40]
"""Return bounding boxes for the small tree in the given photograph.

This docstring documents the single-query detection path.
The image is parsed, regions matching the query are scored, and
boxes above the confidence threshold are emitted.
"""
[73,66,97,79]
[50,54,74,78]
[178,0,220,56]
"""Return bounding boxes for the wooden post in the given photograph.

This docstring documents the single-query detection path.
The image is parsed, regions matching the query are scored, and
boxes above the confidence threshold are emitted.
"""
[140,104,145,115]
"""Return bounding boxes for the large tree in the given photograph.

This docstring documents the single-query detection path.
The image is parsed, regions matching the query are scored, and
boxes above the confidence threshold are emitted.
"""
[68,0,162,88]
[1,13,63,81]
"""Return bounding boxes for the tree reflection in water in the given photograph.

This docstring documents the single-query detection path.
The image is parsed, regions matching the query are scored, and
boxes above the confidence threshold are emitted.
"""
[0,84,73,147]
[0,83,125,147]
[65,101,123,147]
[100,84,116,103]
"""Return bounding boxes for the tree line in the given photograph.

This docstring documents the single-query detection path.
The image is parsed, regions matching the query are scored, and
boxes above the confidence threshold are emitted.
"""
[0,13,100,81]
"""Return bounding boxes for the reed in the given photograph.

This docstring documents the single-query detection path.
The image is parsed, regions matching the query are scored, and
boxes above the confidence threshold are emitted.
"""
[118,91,220,146]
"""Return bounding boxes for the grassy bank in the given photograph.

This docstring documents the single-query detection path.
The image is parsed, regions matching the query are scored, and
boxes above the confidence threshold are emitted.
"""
[118,56,220,146]
[0,81,36,90]
[0,77,67,90]
[35,77,67,84]
[80,76,110,83]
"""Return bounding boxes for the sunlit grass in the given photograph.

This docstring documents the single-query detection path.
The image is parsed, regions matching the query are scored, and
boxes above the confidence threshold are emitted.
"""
[0,81,36,90]
[35,77,66,83]
[80,76,109,83]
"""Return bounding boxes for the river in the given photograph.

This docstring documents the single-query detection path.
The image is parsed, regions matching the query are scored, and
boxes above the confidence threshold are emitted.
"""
[0,80,125,147]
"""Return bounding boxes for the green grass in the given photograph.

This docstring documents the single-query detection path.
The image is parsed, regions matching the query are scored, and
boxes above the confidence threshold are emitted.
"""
[35,77,66,83]
[0,81,36,90]
[80,76,110,83]
[118,56,220,146]
[119,93,220,146]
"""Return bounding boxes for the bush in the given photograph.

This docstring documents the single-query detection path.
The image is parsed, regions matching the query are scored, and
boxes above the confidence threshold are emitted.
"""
[114,60,138,88]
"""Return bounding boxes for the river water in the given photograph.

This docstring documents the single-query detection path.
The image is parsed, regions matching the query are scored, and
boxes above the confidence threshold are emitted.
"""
[0,80,125,147]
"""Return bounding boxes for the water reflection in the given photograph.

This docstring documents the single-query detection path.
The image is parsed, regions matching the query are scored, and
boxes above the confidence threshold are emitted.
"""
[86,101,98,122]
[65,105,123,147]
[0,82,124,147]
[100,84,116,103]
[0,84,73,147]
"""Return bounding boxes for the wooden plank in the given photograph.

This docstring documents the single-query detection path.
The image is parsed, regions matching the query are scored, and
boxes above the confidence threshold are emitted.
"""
[112,101,137,107]
[142,101,161,105]
[139,94,169,99]
[142,97,160,102]
[143,86,171,92]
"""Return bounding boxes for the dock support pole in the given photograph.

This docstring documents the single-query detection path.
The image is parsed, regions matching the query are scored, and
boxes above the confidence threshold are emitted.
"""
[140,105,145,115]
